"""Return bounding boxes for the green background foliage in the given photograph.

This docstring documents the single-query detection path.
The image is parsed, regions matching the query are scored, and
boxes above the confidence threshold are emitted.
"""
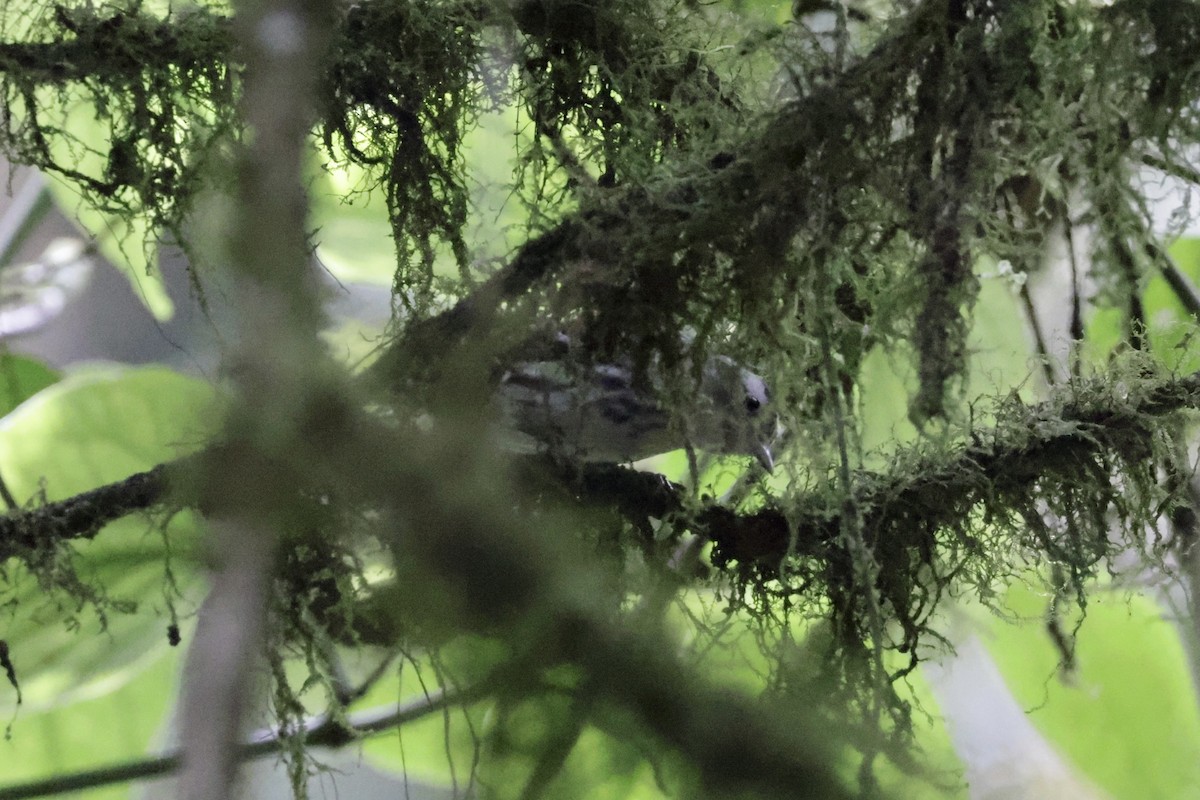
[2,0,1200,797]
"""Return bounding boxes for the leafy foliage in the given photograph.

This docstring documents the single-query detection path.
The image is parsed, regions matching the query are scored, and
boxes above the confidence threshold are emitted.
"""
[1,0,1200,797]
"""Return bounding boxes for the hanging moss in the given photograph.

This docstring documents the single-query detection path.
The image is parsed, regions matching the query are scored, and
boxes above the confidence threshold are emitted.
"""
[0,4,236,244]
[4,0,1200,781]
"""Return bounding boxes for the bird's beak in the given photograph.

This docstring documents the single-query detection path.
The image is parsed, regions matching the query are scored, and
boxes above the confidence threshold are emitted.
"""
[755,443,774,473]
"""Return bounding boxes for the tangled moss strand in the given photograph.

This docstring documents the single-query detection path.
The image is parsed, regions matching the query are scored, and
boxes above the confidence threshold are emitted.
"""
[4,0,1200,781]
[321,0,488,307]
[0,4,237,245]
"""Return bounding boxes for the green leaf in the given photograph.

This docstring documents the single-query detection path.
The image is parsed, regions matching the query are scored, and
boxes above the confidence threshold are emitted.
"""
[0,366,217,711]
[0,354,58,418]
[989,585,1200,800]
[0,365,215,501]
[0,644,184,799]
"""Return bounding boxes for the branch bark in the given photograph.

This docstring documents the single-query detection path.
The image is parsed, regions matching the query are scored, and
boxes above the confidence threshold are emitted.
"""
[0,685,470,800]
[9,368,1191,586]
[176,0,335,794]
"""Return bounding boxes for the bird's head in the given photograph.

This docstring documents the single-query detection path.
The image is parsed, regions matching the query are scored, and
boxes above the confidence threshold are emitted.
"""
[695,356,778,471]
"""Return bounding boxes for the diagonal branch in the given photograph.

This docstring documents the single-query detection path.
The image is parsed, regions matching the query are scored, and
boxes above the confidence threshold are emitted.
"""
[0,459,189,561]
[0,684,475,800]
[531,369,1200,571]
[6,369,1200,574]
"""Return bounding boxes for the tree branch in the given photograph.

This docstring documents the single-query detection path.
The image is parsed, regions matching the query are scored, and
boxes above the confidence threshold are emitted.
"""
[0,7,233,83]
[0,460,184,560]
[7,369,1200,578]
[1148,242,1200,320]
[0,685,469,800]
[535,369,1200,572]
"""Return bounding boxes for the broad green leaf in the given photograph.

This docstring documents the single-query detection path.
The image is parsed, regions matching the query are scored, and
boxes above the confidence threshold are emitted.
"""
[0,642,184,799]
[0,366,217,711]
[0,365,216,500]
[988,584,1200,800]
[0,354,58,417]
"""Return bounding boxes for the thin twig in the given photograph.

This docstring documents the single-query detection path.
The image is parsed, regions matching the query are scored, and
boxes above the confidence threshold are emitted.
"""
[1142,153,1200,187]
[0,471,18,512]
[1018,281,1059,389]
[0,687,466,800]
[1064,219,1084,377]
[1148,242,1200,320]
[0,460,182,559]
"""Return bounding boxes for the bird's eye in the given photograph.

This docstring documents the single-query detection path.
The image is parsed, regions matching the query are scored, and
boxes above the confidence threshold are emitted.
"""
[744,395,761,413]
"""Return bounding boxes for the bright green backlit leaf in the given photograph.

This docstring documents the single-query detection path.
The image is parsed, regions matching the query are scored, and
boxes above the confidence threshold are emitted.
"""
[0,366,217,711]
[0,354,58,418]
[0,643,183,797]
[0,365,216,499]
[988,584,1200,800]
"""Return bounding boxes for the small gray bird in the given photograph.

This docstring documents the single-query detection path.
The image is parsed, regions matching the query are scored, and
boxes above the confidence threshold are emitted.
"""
[495,352,776,470]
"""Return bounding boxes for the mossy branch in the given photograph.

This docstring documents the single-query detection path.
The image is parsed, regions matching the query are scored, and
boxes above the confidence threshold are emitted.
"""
[4,0,1199,419]
[0,461,181,561]
[7,368,1196,586]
